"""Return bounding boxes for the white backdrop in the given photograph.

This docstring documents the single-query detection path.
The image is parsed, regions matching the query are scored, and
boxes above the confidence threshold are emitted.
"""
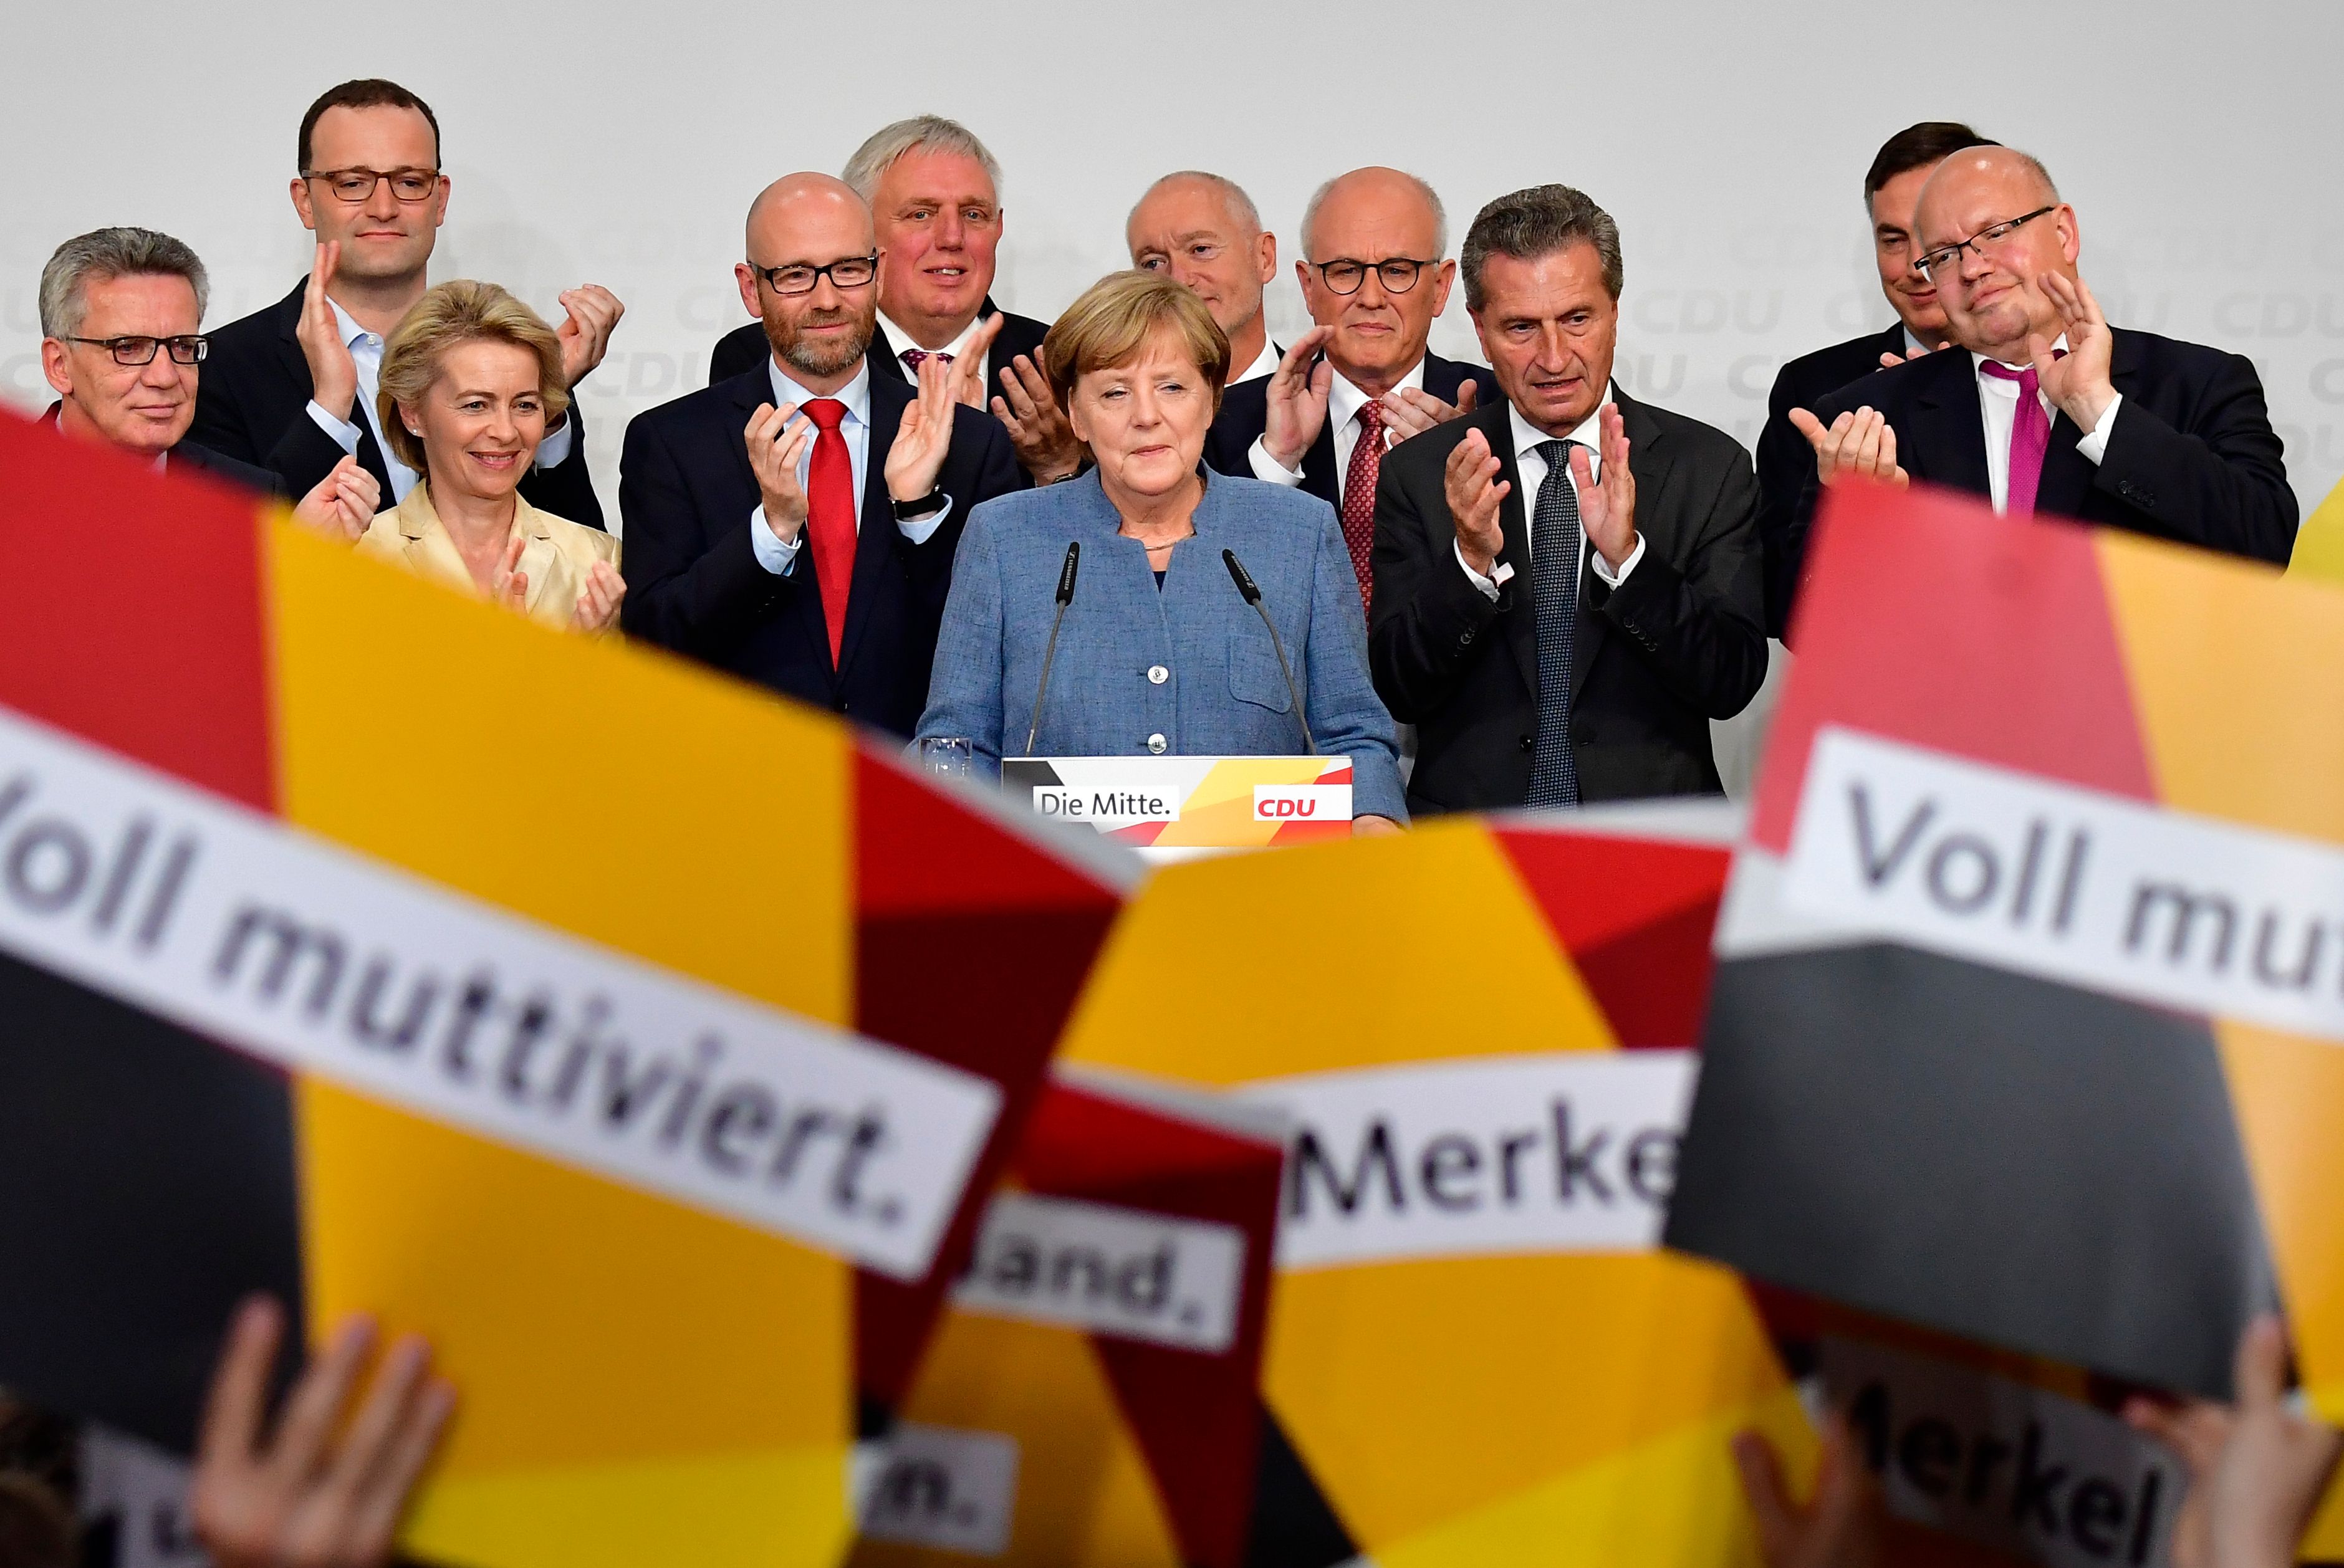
[6,1,2341,527]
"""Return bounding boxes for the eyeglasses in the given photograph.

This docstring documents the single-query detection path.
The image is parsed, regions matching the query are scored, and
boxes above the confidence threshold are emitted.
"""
[1915,206,2057,283]
[1310,257,1438,295]
[63,335,208,366]
[302,167,442,204]
[749,254,880,296]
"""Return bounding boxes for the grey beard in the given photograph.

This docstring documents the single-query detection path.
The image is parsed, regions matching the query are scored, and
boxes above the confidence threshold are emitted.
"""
[778,316,872,380]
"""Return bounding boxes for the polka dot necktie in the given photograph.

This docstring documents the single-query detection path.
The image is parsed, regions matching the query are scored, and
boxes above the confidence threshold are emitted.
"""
[1524,440,1583,809]
[1337,399,1385,613]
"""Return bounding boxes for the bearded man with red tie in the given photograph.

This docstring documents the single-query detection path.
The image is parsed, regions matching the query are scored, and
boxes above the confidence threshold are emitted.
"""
[621,173,1019,737]
[1785,145,2295,609]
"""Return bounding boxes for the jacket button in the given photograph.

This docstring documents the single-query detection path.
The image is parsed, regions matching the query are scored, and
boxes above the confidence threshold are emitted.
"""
[1146,733,1168,754]
[1459,628,1476,646]
[1147,664,1168,685]
[1518,734,1534,752]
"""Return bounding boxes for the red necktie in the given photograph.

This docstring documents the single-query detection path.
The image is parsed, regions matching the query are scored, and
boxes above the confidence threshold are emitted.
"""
[801,398,857,665]
[1338,399,1385,612]
[1979,353,2062,517]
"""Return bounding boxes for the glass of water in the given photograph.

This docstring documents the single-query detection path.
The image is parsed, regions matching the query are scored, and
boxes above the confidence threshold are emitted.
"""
[917,737,973,780]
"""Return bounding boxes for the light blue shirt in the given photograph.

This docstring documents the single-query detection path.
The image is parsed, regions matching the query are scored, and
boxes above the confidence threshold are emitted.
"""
[748,355,952,576]
[305,297,575,504]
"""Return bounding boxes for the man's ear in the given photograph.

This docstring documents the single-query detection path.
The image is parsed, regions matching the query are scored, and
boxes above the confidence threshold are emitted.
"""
[2057,204,2082,265]
[1256,232,1278,285]
[291,176,317,232]
[40,340,72,398]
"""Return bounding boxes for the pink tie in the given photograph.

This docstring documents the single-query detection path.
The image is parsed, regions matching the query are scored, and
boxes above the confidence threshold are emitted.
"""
[1980,358,2055,516]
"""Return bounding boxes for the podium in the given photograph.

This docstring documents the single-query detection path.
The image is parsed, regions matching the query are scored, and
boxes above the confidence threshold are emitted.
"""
[1001,756,1353,859]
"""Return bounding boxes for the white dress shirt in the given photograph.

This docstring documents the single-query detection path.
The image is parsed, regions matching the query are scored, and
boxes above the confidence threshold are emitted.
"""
[306,298,574,504]
[1456,398,1644,600]
[1227,335,1281,386]
[749,357,952,575]
[1247,357,1427,507]
[878,309,986,383]
[1969,334,2122,514]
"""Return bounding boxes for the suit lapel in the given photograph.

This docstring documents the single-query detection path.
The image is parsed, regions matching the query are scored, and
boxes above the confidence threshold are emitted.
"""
[1908,349,1990,499]
[1299,418,1340,508]
[1479,401,1539,699]
[1568,386,1654,706]
[275,277,394,494]
[836,374,915,680]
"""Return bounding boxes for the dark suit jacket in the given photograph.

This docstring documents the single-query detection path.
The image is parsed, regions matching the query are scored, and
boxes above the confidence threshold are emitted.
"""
[1788,328,2297,623]
[1203,350,1501,506]
[1369,388,1767,814]
[618,362,1021,738]
[1754,323,1907,637]
[187,279,606,529]
[709,296,1051,406]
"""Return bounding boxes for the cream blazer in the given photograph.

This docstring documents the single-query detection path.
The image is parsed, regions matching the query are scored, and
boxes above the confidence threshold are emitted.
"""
[355,485,620,633]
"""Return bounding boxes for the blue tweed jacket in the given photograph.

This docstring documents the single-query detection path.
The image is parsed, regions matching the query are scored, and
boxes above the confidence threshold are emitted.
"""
[917,467,1407,822]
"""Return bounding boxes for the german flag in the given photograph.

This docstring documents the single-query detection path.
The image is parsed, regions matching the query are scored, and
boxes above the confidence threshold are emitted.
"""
[0,406,1128,1568]
[1668,479,2344,1420]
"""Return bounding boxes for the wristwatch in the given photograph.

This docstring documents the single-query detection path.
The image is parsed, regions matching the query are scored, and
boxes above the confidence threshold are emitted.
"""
[893,489,946,522]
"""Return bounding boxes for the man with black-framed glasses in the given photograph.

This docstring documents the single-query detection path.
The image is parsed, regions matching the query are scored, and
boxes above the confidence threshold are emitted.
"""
[620,173,1017,737]
[38,226,378,537]
[1203,166,1496,610]
[187,79,621,529]
[1787,145,2295,588]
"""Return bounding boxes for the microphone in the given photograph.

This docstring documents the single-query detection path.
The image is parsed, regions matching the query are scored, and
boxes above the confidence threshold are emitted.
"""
[1022,541,1080,755]
[1222,549,1317,755]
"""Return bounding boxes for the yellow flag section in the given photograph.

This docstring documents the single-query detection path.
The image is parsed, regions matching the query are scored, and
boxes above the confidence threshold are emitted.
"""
[2286,472,2344,585]
[262,519,856,1568]
[2095,532,2344,1556]
[1057,818,1805,1566]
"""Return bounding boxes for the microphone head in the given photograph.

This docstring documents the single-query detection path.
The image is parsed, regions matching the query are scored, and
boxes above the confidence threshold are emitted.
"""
[1055,540,1080,605]
[1221,548,1261,605]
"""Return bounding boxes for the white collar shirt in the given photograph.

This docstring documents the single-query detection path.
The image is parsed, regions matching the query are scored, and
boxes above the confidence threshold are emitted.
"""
[746,356,952,574]
[878,308,986,383]
[1228,335,1282,386]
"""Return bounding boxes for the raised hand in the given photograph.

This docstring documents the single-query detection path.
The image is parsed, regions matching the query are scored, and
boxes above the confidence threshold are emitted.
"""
[992,353,1085,482]
[291,455,380,541]
[886,351,959,504]
[2033,273,2116,429]
[1443,427,1511,577]
[555,285,625,389]
[1789,405,1909,489]
[743,401,813,543]
[296,241,358,422]
[1380,377,1479,441]
[1572,403,1639,569]
[948,315,1006,409]
[1263,325,1335,471]
[189,1296,454,1568]
[573,559,625,633]
[489,530,530,613]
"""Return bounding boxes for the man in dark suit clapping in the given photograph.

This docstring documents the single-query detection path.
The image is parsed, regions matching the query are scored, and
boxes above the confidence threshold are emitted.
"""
[1788,146,2297,582]
[622,174,1020,739]
[1370,185,1766,813]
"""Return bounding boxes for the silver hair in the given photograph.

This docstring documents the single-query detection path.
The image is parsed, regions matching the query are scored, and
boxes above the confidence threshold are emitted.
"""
[39,227,208,339]
[1461,184,1624,310]
[842,115,1002,204]
[1129,170,1262,236]
[1298,170,1447,261]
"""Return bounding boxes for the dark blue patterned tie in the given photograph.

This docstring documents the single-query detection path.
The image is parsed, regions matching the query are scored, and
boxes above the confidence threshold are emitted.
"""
[1524,439,1582,808]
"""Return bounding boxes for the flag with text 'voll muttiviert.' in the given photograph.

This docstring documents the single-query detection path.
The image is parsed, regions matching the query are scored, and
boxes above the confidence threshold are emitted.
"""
[853,1070,1284,1568]
[1666,478,2344,1417]
[1057,806,1808,1568]
[0,406,1133,1568]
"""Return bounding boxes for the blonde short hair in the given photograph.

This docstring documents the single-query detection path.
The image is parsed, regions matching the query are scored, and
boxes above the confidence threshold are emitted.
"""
[1040,271,1231,418]
[377,280,568,472]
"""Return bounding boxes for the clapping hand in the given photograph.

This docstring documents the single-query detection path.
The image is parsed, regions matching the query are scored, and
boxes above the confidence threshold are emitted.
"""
[886,350,958,505]
[1570,403,1638,570]
[1263,325,1335,471]
[1379,378,1479,441]
[993,351,1085,482]
[555,285,625,390]
[489,531,530,613]
[1788,404,1909,490]
[1443,426,1511,577]
[295,242,358,423]
[948,315,1006,409]
[573,559,625,633]
[189,1296,454,1568]
[291,455,378,541]
[1878,341,1949,370]
[2033,273,2116,430]
[743,401,814,543]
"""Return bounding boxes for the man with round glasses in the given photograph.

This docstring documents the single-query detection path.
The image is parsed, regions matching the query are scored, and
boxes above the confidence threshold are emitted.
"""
[1787,145,2295,583]
[618,173,1019,738]
[188,79,622,529]
[1205,166,1497,610]
[39,227,378,536]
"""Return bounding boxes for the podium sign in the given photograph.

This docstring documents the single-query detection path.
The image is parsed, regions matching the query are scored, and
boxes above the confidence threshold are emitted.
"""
[1001,756,1352,853]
